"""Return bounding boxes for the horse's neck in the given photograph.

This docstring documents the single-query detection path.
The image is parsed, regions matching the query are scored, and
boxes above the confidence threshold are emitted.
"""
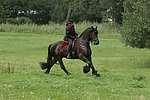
[78,28,91,48]
[78,37,90,47]
[79,32,90,41]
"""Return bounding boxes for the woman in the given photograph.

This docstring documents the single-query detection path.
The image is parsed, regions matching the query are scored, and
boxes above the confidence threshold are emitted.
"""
[64,19,78,58]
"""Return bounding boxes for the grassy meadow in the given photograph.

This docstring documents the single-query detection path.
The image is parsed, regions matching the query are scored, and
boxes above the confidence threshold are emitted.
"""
[0,23,150,100]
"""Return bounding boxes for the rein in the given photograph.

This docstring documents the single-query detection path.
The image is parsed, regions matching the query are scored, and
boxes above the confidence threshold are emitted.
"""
[77,27,98,46]
[82,40,91,43]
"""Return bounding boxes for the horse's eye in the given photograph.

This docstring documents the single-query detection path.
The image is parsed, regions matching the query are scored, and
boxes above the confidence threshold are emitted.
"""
[94,31,98,35]
[95,31,98,35]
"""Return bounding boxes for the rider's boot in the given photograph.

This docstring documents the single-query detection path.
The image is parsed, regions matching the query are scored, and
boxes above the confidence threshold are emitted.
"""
[67,52,71,58]
[67,39,72,58]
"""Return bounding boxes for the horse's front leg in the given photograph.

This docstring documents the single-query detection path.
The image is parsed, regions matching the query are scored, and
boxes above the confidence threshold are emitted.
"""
[58,59,71,75]
[79,56,100,77]
[90,64,100,77]
[87,56,100,77]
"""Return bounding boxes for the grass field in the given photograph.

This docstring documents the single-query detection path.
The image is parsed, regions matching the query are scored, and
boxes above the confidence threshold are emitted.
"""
[0,31,150,100]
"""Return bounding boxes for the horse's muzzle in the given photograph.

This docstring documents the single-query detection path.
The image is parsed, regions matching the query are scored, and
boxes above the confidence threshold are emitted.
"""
[93,40,99,45]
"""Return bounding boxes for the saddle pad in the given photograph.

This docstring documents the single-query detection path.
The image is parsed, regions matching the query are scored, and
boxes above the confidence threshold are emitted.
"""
[60,41,68,50]
[59,40,77,50]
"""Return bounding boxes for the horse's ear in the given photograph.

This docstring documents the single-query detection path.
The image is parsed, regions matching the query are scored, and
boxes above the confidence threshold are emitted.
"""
[91,26,94,29]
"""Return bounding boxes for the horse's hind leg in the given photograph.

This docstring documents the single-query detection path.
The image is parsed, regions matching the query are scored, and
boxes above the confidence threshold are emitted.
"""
[45,67,51,74]
[45,59,57,74]
[58,59,71,75]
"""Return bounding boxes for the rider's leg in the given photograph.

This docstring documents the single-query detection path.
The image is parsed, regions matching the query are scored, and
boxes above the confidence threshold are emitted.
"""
[67,39,72,58]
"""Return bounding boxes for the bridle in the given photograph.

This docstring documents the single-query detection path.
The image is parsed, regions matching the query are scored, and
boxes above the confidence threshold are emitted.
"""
[76,28,99,52]
[89,30,98,43]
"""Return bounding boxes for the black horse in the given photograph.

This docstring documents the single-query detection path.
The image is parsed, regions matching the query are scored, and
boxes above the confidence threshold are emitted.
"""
[40,26,100,77]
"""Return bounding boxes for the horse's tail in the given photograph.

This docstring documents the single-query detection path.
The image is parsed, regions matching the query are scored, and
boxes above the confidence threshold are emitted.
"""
[40,44,52,69]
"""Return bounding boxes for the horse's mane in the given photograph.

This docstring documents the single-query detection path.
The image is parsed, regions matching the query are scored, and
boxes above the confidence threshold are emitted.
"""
[79,27,92,38]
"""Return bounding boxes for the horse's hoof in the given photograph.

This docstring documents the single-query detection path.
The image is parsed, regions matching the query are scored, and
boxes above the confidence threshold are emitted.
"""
[96,74,100,77]
[83,65,90,73]
[67,72,71,75]
[45,72,49,74]
[92,71,100,77]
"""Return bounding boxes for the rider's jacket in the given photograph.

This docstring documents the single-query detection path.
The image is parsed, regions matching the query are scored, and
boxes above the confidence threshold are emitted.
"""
[64,20,78,41]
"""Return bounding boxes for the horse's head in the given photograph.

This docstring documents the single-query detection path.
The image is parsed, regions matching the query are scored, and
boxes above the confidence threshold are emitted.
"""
[79,26,100,45]
[89,26,99,45]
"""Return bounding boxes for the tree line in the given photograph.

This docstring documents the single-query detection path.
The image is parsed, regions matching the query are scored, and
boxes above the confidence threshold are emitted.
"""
[0,0,124,24]
[0,0,150,49]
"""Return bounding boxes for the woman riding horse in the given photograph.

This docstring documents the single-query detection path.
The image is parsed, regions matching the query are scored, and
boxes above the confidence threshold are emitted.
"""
[40,26,100,77]
[64,19,78,58]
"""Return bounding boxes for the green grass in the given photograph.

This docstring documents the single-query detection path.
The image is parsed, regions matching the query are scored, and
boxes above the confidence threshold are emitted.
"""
[0,32,150,100]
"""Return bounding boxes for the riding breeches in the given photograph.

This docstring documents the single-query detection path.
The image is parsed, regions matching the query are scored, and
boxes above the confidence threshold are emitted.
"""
[68,38,73,52]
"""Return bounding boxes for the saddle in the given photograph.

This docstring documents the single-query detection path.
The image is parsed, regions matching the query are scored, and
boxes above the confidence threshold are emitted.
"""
[59,40,77,50]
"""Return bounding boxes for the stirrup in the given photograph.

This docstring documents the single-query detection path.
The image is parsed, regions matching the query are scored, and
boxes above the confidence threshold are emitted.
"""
[67,53,71,58]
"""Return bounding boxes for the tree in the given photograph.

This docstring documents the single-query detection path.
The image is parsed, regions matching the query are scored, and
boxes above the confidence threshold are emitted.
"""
[121,0,150,49]
[0,0,124,24]
[50,0,68,23]
[0,2,5,23]
[2,0,30,18]
[100,0,124,24]
[29,0,52,24]
[86,0,103,22]
[71,0,103,23]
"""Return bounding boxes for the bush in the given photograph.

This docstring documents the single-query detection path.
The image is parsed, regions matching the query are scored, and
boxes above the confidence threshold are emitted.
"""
[6,17,32,25]
[121,0,150,49]
[0,22,119,34]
